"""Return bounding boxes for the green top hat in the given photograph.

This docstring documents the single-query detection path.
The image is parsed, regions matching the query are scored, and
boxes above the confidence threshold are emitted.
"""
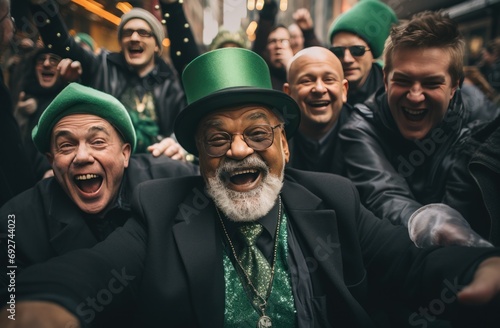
[174,48,300,156]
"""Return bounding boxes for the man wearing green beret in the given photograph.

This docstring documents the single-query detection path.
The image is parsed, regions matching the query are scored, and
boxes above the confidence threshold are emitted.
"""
[328,0,398,106]
[0,83,197,292]
[4,48,500,328]
[0,0,37,207]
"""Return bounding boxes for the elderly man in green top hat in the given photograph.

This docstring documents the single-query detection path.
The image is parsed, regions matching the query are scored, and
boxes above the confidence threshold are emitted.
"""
[328,0,398,106]
[0,83,197,293]
[3,49,500,328]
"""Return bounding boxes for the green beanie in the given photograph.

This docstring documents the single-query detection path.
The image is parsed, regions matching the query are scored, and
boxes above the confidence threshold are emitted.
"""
[209,28,251,51]
[328,0,398,58]
[74,32,95,52]
[32,83,137,153]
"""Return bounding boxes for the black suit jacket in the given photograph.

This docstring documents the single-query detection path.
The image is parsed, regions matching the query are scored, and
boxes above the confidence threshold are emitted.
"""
[0,155,198,287]
[9,169,500,327]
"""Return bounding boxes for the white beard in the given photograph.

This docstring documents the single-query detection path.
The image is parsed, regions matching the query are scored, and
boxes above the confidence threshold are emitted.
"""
[206,156,284,222]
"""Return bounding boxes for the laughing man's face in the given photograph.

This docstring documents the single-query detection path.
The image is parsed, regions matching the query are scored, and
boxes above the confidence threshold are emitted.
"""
[196,105,289,221]
[120,18,159,77]
[384,47,458,140]
[47,114,131,214]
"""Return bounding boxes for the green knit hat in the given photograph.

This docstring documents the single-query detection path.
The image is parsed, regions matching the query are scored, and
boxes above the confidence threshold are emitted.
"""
[74,33,95,52]
[209,28,251,51]
[328,0,398,58]
[32,83,137,153]
[174,48,301,156]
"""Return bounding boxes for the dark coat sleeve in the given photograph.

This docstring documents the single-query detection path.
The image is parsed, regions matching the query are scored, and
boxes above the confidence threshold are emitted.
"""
[339,111,422,226]
[161,1,200,77]
[29,0,100,86]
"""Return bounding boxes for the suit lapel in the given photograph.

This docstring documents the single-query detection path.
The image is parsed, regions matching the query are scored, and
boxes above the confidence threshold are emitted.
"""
[281,180,345,287]
[173,190,225,327]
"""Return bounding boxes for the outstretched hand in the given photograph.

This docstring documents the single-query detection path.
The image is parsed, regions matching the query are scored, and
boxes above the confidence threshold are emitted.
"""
[408,203,493,248]
[147,136,186,160]
[458,257,500,305]
[0,301,80,328]
[58,59,82,83]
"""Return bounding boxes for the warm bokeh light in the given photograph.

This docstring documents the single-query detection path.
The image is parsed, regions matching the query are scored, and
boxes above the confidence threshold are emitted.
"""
[71,0,121,25]
[115,2,133,14]
[247,0,255,11]
[280,0,288,11]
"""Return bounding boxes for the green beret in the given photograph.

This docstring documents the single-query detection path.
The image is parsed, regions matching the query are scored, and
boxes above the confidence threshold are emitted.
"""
[32,83,137,153]
[328,0,398,58]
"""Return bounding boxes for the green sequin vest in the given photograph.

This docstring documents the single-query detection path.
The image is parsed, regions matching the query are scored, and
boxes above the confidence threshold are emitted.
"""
[222,212,297,327]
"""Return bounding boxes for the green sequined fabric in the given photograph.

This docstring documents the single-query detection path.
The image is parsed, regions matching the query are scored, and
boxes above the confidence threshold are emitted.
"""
[223,212,297,327]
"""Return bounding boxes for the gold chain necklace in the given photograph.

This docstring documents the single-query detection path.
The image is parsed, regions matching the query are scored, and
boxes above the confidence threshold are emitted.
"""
[216,196,282,328]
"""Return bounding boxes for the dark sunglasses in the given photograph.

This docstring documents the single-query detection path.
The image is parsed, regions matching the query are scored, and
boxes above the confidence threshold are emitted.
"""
[330,45,370,58]
[121,28,153,38]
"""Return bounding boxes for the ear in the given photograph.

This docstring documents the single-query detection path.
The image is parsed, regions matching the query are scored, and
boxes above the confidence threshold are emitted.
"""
[383,70,389,92]
[46,152,54,166]
[283,83,291,95]
[342,78,348,103]
[450,79,459,99]
[280,129,290,163]
[122,143,132,168]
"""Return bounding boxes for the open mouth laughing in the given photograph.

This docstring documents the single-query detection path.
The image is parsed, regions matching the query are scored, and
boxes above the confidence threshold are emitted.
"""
[307,100,331,108]
[74,174,103,194]
[40,70,56,82]
[217,157,269,192]
[402,107,428,121]
[127,44,144,57]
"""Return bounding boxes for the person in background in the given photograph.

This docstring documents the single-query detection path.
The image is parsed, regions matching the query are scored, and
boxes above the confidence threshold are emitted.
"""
[288,8,322,54]
[283,46,352,175]
[2,48,500,328]
[73,32,96,54]
[460,65,500,123]
[479,37,500,93]
[13,47,82,179]
[28,0,197,158]
[252,1,320,90]
[328,0,398,106]
[261,24,295,90]
[209,27,250,51]
[0,0,37,206]
[287,23,303,54]
[339,11,491,249]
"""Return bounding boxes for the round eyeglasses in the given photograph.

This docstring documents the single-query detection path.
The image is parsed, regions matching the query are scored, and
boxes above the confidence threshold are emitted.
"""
[330,45,370,58]
[202,124,283,158]
[35,54,62,66]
